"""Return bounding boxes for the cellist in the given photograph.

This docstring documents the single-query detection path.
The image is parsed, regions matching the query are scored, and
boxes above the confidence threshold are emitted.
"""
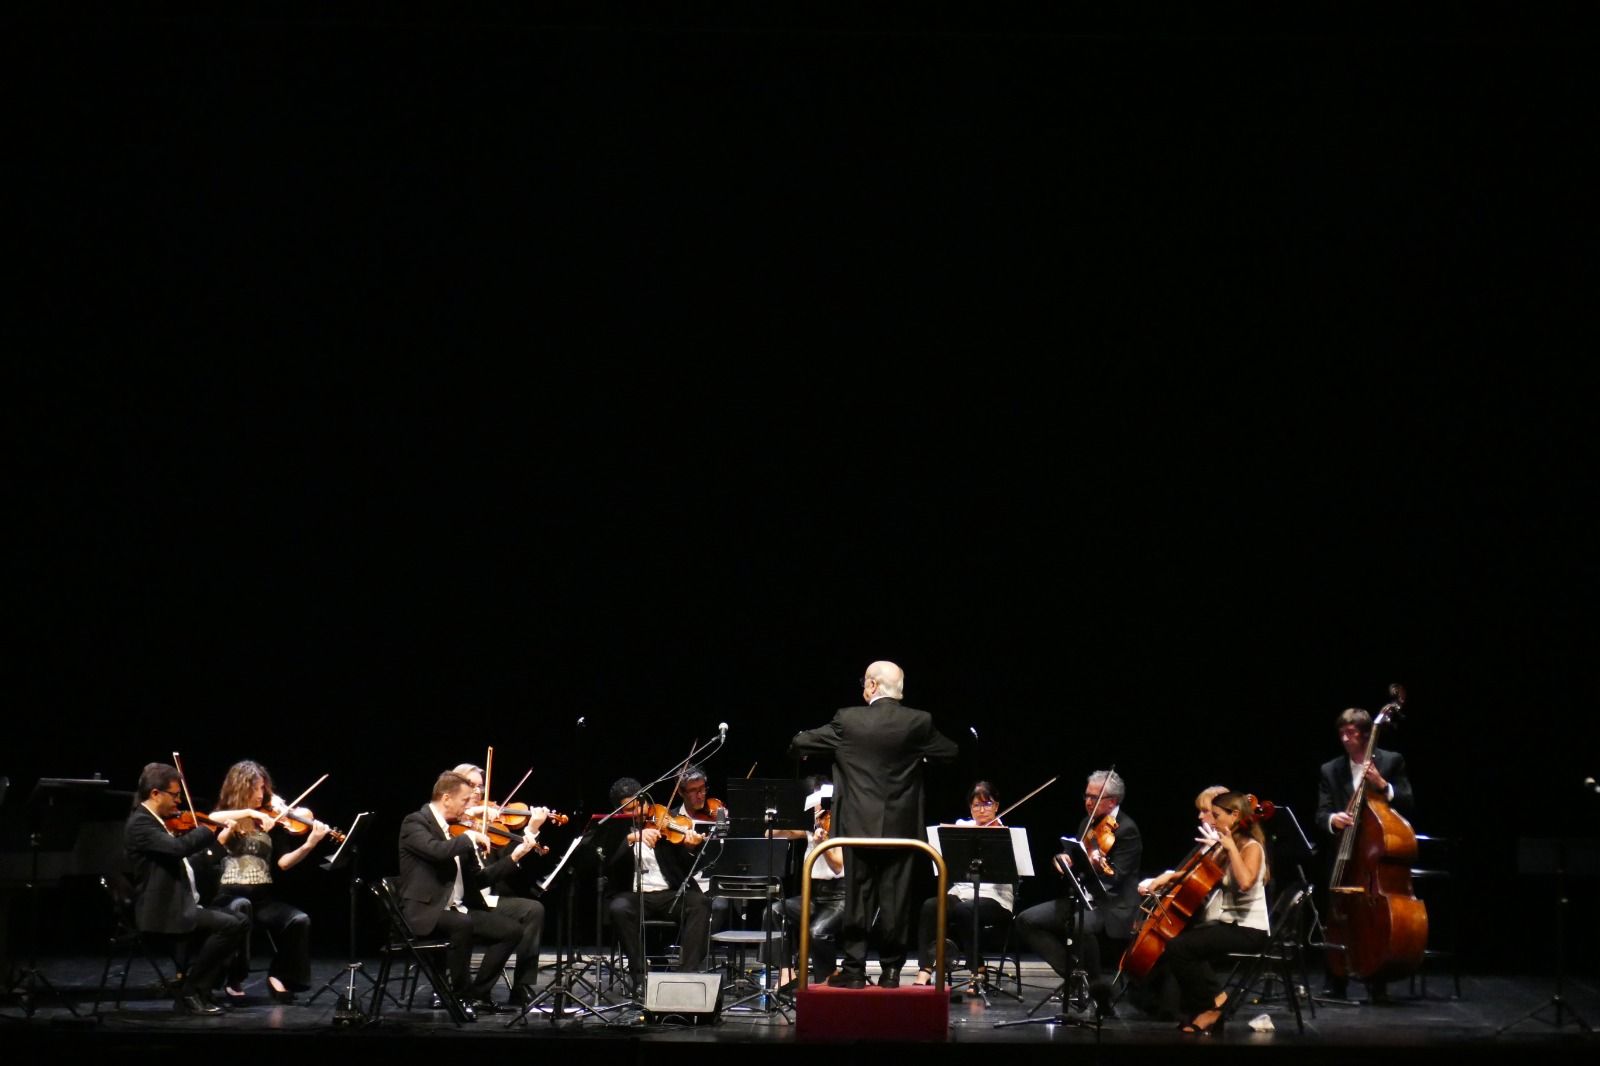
[1163,790,1270,1035]
[1314,707,1415,1002]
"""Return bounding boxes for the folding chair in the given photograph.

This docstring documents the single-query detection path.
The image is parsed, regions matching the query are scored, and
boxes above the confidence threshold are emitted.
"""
[1220,884,1316,1032]
[368,876,471,1025]
[93,873,180,1014]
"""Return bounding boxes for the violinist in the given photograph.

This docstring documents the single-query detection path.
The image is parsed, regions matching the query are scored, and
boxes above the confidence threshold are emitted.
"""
[675,765,730,932]
[207,760,331,1003]
[122,762,249,1015]
[1163,790,1270,1034]
[912,781,1013,992]
[769,776,844,988]
[1314,707,1414,1003]
[451,763,548,1006]
[398,771,543,1017]
[1012,769,1142,1015]
[605,775,712,984]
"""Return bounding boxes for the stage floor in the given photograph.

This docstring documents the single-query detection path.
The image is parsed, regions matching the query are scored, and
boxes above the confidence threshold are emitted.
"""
[4,953,1596,1063]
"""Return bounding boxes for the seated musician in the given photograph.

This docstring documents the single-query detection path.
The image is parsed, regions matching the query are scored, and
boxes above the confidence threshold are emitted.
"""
[1011,769,1142,1015]
[769,776,845,987]
[1314,706,1414,1003]
[207,759,332,1003]
[450,763,550,1006]
[674,765,731,934]
[1160,790,1270,1034]
[122,762,249,1015]
[605,776,713,984]
[1123,785,1229,1019]
[397,771,543,1017]
[912,780,1013,992]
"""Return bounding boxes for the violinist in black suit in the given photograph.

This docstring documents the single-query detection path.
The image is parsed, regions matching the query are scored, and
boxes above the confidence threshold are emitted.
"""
[603,776,713,982]
[397,771,542,1015]
[1012,769,1142,1014]
[1314,706,1415,1001]
[122,762,249,1015]
[790,661,960,988]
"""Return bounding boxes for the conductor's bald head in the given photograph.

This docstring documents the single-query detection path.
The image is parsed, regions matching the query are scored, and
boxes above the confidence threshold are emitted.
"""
[862,660,905,701]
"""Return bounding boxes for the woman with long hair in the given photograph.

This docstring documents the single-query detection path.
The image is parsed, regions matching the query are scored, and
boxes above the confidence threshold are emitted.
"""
[208,760,331,1002]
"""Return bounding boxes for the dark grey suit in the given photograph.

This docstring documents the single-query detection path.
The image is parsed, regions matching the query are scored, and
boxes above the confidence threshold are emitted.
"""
[791,697,959,978]
[1315,748,1413,834]
[123,807,248,995]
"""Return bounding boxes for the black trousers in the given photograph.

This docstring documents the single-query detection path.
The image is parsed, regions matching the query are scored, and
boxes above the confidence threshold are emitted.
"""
[1164,920,1267,1015]
[175,905,250,996]
[765,883,845,979]
[215,889,312,990]
[433,905,525,998]
[493,895,546,991]
[916,894,1009,973]
[608,888,712,976]
[840,848,916,976]
[1012,895,1125,983]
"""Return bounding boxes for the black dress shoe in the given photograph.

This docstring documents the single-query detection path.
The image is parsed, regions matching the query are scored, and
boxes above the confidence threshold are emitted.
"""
[429,991,446,1010]
[877,967,903,988]
[175,993,224,1016]
[467,996,507,1015]
[826,972,867,989]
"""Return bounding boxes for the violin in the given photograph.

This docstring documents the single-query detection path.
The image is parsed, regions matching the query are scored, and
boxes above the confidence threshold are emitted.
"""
[250,804,347,844]
[1087,812,1118,876]
[165,810,230,834]
[454,810,567,854]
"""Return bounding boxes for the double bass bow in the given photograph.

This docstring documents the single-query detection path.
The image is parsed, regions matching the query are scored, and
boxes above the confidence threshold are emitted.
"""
[1325,685,1428,984]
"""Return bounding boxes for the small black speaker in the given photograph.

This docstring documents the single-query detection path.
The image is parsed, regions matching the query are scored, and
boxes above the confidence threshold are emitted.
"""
[642,972,724,1023]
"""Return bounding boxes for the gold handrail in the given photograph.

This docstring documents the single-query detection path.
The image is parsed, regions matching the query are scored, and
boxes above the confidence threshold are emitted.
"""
[798,836,948,992]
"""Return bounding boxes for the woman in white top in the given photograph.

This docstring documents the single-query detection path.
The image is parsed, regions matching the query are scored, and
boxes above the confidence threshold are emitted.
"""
[912,781,1013,990]
[1160,789,1269,1034]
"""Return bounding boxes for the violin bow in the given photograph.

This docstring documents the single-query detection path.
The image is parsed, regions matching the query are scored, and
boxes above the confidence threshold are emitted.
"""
[258,773,329,831]
[499,766,534,811]
[665,740,696,811]
[996,775,1057,822]
[171,751,201,823]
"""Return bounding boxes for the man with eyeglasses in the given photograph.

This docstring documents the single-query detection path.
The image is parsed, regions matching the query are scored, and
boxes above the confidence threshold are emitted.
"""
[1011,769,1142,1017]
[123,762,250,1015]
[790,660,959,989]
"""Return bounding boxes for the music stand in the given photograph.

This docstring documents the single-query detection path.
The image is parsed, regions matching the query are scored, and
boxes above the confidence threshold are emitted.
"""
[930,826,1027,1004]
[1494,836,1596,1034]
[511,831,628,1027]
[995,836,1101,1032]
[308,812,387,1025]
[2,777,111,1018]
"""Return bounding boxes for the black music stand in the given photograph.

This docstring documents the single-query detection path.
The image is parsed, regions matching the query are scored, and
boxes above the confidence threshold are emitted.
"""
[995,837,1101,1033]
[511,828,629,1027]
[2,777,112,1018]
[935,826,1024,1004]
[308,812,388,1025]
[1494,835,1596,1034]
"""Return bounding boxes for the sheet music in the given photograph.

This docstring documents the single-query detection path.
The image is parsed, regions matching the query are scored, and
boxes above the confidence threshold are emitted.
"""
[538,835,585,893]
[326,811,367,866]
[924,825,1036,877]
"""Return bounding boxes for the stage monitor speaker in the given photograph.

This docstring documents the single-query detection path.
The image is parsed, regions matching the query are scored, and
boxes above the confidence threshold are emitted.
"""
[643,972,724,1023]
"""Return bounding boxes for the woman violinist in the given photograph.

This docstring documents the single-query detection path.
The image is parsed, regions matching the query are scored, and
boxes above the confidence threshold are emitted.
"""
[912,781,1013,992]
[207,760,332,1002]
[1157,790,1270,1034]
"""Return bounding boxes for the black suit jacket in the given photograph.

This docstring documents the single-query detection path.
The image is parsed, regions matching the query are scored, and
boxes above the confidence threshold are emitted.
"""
[1064,810,1143,934]
[396,804,526,935]
[123,806,223,934]
[603,830,702,894]
[1315,747,1413,835]
[789,697,959,840]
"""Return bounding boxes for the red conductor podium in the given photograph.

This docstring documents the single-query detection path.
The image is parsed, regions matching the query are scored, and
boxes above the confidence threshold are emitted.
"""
[793,836,950,1041]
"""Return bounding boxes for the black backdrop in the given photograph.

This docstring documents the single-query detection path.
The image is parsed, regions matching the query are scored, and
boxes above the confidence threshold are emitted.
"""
[5,3,1596,972]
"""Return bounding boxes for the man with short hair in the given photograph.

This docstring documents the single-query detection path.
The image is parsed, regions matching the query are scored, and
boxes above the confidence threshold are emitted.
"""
[790,660,959,988]
[123,762,249,1015]
[398,771,542,1016]
[605,775,714,985]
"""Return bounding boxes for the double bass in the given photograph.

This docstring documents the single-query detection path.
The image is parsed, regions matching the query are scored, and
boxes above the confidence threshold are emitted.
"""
[1120,795,1275,981]
[1325,688,1428,984]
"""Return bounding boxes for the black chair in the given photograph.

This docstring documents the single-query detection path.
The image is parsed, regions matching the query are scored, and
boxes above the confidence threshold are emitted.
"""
[368,876,470,1025]
[709,874,785,1013]
[93,872,180,1014]
[948,895,1024,1001]
[1220,883,1316,1033]
[1407,834,1461,1000]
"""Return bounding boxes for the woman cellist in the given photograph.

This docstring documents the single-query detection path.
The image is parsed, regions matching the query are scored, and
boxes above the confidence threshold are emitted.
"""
[1157,790,1270,1034]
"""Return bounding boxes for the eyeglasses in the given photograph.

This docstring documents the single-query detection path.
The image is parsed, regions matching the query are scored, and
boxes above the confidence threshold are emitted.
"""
[971,799,997,808]
[162,788,183,798]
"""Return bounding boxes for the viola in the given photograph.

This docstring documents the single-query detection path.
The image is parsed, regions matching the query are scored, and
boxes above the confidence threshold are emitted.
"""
[1087,812,1119,876]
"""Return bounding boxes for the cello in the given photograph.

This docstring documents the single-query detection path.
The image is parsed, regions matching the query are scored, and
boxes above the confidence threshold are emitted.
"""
[1325,687,1428,984]
[1120,795,1275,981]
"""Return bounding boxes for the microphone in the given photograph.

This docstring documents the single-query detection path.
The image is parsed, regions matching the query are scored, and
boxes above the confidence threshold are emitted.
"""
[1585,776,1598,793]
[715,806,730,834]
[576,716,587,728]
[718,722,729,740]
[969,726,979,740]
